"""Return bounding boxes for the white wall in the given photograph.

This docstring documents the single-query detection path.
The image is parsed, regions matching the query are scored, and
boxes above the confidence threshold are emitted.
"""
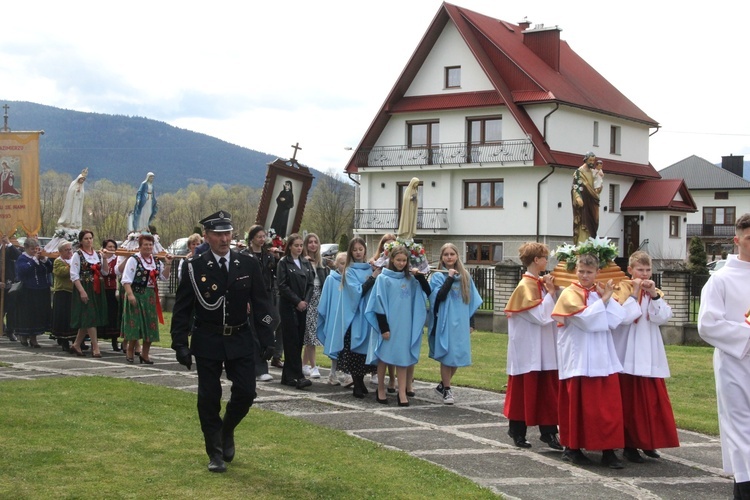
[526,104,651,165]
[405,22,494,97]
[686,190,750,225]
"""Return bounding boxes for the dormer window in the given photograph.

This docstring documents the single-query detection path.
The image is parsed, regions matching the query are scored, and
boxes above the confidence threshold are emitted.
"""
[445,66,461,88]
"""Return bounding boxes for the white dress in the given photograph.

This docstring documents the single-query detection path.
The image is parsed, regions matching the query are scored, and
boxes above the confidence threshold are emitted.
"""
[698,254,750,482]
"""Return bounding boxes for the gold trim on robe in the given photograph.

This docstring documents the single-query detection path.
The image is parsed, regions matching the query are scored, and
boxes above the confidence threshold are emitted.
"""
[551,283,596,323]
[504,275,544,315]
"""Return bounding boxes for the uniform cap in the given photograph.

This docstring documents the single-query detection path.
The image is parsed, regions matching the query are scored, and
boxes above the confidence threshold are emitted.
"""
[199,210,233,232]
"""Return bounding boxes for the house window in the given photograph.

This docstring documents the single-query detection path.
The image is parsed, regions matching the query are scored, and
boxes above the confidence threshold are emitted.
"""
[464,179,504,208]
[608,184,620,213]
[715,191,729,200]
[445,66,461,88]
[466,242,503,264]
[669,216,680,237]
[408,121,439,148]
[593,121,599,147]
[610,125,621,155]
[468,117,502,144]
[703,206,736,225]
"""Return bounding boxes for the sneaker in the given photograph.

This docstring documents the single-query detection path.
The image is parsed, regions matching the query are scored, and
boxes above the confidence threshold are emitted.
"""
[256,373,273,382]
[435,382,444,398]
[328,373,341,385]
[370,374,378,386]
[310,366,321,379]
[302,365,312,377]
[443,388,454,405]
[341,374,354,387]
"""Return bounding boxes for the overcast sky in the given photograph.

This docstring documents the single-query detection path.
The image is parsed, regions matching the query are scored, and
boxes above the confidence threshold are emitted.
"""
[2,1,748,174]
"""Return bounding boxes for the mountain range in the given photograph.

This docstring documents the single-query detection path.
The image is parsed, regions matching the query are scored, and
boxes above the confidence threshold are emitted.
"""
[2,101,301,192]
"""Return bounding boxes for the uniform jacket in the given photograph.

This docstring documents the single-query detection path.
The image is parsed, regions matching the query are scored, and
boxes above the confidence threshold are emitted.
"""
[170,249,274,361]
[276,255,314,309]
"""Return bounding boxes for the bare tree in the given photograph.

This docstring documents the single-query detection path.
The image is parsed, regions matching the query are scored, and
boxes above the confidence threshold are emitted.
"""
[39,171,73,236]
[301,170,354,243]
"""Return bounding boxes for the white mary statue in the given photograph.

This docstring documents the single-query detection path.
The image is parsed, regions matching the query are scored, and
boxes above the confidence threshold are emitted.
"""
[58,168,87,229]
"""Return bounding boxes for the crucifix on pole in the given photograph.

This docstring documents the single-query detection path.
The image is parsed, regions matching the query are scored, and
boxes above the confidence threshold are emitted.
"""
[290,142,302,161]
[2,104,9,132]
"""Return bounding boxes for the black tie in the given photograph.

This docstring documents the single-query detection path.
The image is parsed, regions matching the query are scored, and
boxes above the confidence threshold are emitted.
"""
[218,257,228,278]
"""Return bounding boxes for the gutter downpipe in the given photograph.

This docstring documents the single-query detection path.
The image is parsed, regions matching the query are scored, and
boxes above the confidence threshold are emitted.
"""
[649,125,661,137]
[536,103,560,242]
[348,172,361,237]
[536,166,555,242]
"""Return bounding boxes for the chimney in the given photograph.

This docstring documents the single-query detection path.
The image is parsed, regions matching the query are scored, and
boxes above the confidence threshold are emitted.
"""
[722,154,744,177]
[522,24,562,72]
[518,17,531,31]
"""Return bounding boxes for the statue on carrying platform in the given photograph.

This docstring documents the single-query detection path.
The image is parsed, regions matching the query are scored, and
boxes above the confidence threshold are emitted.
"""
[571,152,604,245]
[130,172,158,232]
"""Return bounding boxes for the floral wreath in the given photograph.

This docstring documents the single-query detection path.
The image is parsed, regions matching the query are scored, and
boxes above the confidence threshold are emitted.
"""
[379,237,429,273]
[554,236,618,271]
[53,227,80,243]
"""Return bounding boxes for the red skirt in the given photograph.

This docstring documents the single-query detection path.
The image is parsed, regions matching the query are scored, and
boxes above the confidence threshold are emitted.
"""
[619,373,680,450]
[559,375,624,450]
[503,370,559,426]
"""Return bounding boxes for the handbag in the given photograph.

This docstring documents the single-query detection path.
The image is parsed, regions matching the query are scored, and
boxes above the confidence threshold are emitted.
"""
[7,281,22,296]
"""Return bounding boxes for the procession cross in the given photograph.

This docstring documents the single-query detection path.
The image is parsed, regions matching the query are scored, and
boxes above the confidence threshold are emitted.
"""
[2,104,9,132]
[290,142,302,161]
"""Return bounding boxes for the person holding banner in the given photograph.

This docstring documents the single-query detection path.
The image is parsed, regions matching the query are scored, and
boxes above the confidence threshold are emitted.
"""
[121,233,172,364]
[69,230,111,358]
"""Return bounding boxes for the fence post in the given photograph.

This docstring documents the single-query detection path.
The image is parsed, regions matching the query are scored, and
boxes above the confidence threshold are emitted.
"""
[493,262,522,333]
[659,269,690,344]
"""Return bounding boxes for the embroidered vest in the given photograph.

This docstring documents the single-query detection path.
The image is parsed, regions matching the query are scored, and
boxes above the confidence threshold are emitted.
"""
[131,255,161,294]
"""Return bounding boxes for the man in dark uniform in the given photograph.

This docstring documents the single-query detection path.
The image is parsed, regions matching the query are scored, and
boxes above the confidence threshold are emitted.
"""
[171,211,275,473]
[1,235,21,341]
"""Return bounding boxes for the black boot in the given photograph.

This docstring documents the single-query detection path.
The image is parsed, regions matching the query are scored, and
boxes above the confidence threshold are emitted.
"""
[204,431,226,473]
[352,376,365,399]
[112,338,121,352]
[221,415,240,463]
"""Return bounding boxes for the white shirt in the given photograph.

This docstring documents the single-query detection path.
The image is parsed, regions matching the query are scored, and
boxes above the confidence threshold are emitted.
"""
[121,254,167,286]
[70,250,108,282]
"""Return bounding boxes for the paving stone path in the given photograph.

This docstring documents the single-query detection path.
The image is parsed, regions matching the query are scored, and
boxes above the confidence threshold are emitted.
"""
[0,337,732,499]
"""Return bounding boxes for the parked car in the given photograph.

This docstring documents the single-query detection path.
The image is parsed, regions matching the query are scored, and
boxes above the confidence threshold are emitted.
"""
[707,259,727,275]
[320,243,338,265]
[166,237,189,256]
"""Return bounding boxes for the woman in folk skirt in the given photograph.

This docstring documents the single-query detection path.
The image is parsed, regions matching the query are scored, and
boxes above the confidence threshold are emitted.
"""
[14,238,53,347]
[97,239,122,352]
[120,233,172,363]
[70,229,112,358]
[51,241,77,351]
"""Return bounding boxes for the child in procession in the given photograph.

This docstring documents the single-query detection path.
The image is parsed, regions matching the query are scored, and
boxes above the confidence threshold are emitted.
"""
[551,253,634,469]
[365,245,430,406]
[502,242,562,450]
[317,252,353,387]
[612,251,679,463]
[428,243,482,405]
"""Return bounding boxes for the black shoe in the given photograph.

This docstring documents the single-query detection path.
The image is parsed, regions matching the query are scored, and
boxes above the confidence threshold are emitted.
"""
[208,455,227,473]
[540,433,563,451]
[601,450,624,469]
[376,391,389,404]
[397,396,410,407]
[642,449,660,458]
[138,354,154,365]
[281,379,296,387]
[623,447,645,463]
[6,332,17,342]
[508,429,531,448]
[112,339,121,352]
[561,448,592,466]
[353,377,365,399]
[295,378,312,389]
[271,358,284,369]
[387,387,396,394]
[20,338,29,347]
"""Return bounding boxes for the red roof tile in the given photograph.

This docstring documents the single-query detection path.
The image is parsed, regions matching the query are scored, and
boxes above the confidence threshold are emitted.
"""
[388,91,504,113]
[620,179,697,212]
[550,151,660,179]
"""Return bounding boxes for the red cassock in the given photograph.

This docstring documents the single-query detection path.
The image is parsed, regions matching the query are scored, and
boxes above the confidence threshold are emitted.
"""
[619,373,679,449]
[503,371,559,426]
[558,374,624,450]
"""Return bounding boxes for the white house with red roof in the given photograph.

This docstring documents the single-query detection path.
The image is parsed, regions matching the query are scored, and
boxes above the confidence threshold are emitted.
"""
[344,2,695,266]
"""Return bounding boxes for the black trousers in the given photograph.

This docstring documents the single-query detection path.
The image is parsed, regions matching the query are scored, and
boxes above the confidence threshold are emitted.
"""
[280,307,306,383]
[195,355,256,436]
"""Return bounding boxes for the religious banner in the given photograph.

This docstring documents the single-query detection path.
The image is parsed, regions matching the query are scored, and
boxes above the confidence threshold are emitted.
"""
[0,131,43,237]
[255,144,314,240]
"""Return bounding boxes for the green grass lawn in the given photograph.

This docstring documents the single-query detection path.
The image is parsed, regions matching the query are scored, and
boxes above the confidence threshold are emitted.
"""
[0,377,497,499]
[156,311,719,435]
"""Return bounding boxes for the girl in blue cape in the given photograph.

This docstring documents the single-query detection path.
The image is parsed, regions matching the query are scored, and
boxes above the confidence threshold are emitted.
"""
[428,243,483,405]
[336,238,379,398]
[365,245,430,406]
[316,252,348,385]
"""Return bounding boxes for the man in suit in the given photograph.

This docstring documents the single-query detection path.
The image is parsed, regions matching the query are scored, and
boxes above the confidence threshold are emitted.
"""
[171,210,275,473]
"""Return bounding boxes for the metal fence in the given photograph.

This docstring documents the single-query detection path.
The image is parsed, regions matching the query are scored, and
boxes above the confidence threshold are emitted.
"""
[469,267,495,311]
[687,273,710,323]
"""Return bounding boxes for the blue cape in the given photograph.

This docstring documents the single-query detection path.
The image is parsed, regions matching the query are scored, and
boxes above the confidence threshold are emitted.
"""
[316,270,343,358]
[337,262,375,355]
[364,268,428,366]
[427,271,482,367]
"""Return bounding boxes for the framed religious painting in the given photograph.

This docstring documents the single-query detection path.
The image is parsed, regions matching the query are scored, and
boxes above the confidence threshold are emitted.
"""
[255,157,314,240]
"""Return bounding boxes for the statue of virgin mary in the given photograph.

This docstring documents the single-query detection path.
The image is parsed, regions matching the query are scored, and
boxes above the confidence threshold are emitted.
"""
[57,168,88,230]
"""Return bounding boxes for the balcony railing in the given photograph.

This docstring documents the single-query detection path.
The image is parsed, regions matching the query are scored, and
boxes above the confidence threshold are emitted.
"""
[354,208,449,231]
[351,139,533,170]
[687,224,735,238]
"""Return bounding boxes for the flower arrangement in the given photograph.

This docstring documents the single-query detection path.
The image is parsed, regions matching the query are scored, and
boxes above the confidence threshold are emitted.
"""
[377,237,429,273]
[554,236,619,271]
[53,227,79,243]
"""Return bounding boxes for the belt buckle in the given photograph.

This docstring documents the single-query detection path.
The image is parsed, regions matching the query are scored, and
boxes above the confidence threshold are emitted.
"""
[222,325,233,336]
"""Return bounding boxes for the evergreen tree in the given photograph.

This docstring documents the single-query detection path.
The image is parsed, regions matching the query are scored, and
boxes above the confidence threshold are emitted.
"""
[688,237,709,274]
[338,233,349,254]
